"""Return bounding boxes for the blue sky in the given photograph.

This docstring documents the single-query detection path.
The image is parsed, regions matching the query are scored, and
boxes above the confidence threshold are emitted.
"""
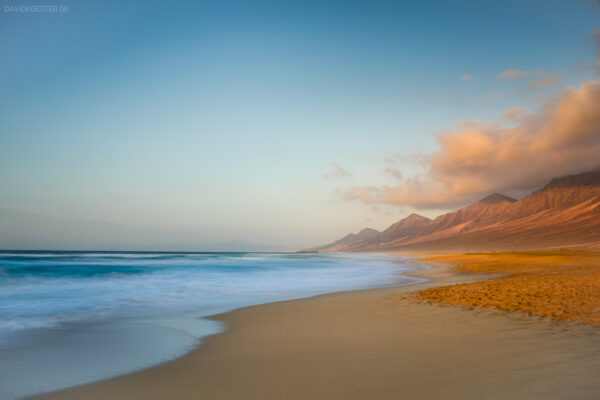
[1,0,599,250]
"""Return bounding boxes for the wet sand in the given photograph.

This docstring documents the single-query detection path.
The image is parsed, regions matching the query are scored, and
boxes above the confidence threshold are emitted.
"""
[30,263,600,400]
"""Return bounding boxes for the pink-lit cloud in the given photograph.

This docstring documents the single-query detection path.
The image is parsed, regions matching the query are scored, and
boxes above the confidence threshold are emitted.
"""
[383,167,403,180]
[500,107,525,121]
[497,69,561,90]
[594,29,600,71]
[324,162,352,179]
[487,92,501,101]
[341,80,600,208]
[527,72,561,89]
[496,69,531,80]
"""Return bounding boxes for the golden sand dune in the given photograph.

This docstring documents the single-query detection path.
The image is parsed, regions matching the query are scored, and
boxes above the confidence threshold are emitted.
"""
[415,250,600,325]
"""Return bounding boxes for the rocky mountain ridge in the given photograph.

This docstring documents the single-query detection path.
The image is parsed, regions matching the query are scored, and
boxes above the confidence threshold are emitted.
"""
[311,169,600,252]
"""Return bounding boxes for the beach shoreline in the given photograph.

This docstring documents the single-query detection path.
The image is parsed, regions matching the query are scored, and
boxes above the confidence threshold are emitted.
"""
[29,255,600,400]
[0,251,411,400]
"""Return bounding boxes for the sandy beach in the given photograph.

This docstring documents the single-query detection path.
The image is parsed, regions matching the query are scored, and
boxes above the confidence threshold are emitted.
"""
[415,251,600,325]
[30,259,600,400]
[6,2,600,399]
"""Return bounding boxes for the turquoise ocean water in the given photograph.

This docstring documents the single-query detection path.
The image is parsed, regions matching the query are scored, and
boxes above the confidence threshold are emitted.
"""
[0,251,422,399]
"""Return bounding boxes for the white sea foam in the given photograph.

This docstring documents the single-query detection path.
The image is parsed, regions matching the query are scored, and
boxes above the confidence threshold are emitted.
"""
[0,252,421,400]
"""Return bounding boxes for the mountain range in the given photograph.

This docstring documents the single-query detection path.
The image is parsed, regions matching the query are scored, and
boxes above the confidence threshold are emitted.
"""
[311,169,600,252]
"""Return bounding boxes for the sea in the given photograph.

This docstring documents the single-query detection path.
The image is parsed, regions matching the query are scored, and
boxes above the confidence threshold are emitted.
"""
[0,251,423,399]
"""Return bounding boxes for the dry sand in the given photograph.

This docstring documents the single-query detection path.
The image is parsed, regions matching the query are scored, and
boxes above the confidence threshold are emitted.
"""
[30,262,600,400]
[415,251,600,325]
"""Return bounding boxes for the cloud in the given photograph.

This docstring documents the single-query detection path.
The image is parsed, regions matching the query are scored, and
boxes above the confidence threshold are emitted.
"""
[500,107,524,121]
[527,72,561,89]
[497,69,561,89]
[496,69,531,80]
[487,92,501,101]
[461,74,472,81]
[383,153,430,167]
[383,154,402,165]
[594,29,600,71]
[341,80,600,208]
[324,162,352,179]
[383,167,403,180]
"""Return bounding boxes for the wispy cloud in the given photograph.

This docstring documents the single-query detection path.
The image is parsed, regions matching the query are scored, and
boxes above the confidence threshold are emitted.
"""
[383,167,403,180]
[486,92,501,101]
[500,107,524,121]
[497,69,561,89]
[496,69,531,80]
[461,74,472,81]
[527,72,561,89]
[594,29,600,72]
[341,80,600,208]
[324,162,352,179]
[384,153,430,167]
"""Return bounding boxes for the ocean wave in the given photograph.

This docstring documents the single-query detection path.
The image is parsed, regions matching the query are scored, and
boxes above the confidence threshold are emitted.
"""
[0,252,415,336]
[0,252,419,400]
